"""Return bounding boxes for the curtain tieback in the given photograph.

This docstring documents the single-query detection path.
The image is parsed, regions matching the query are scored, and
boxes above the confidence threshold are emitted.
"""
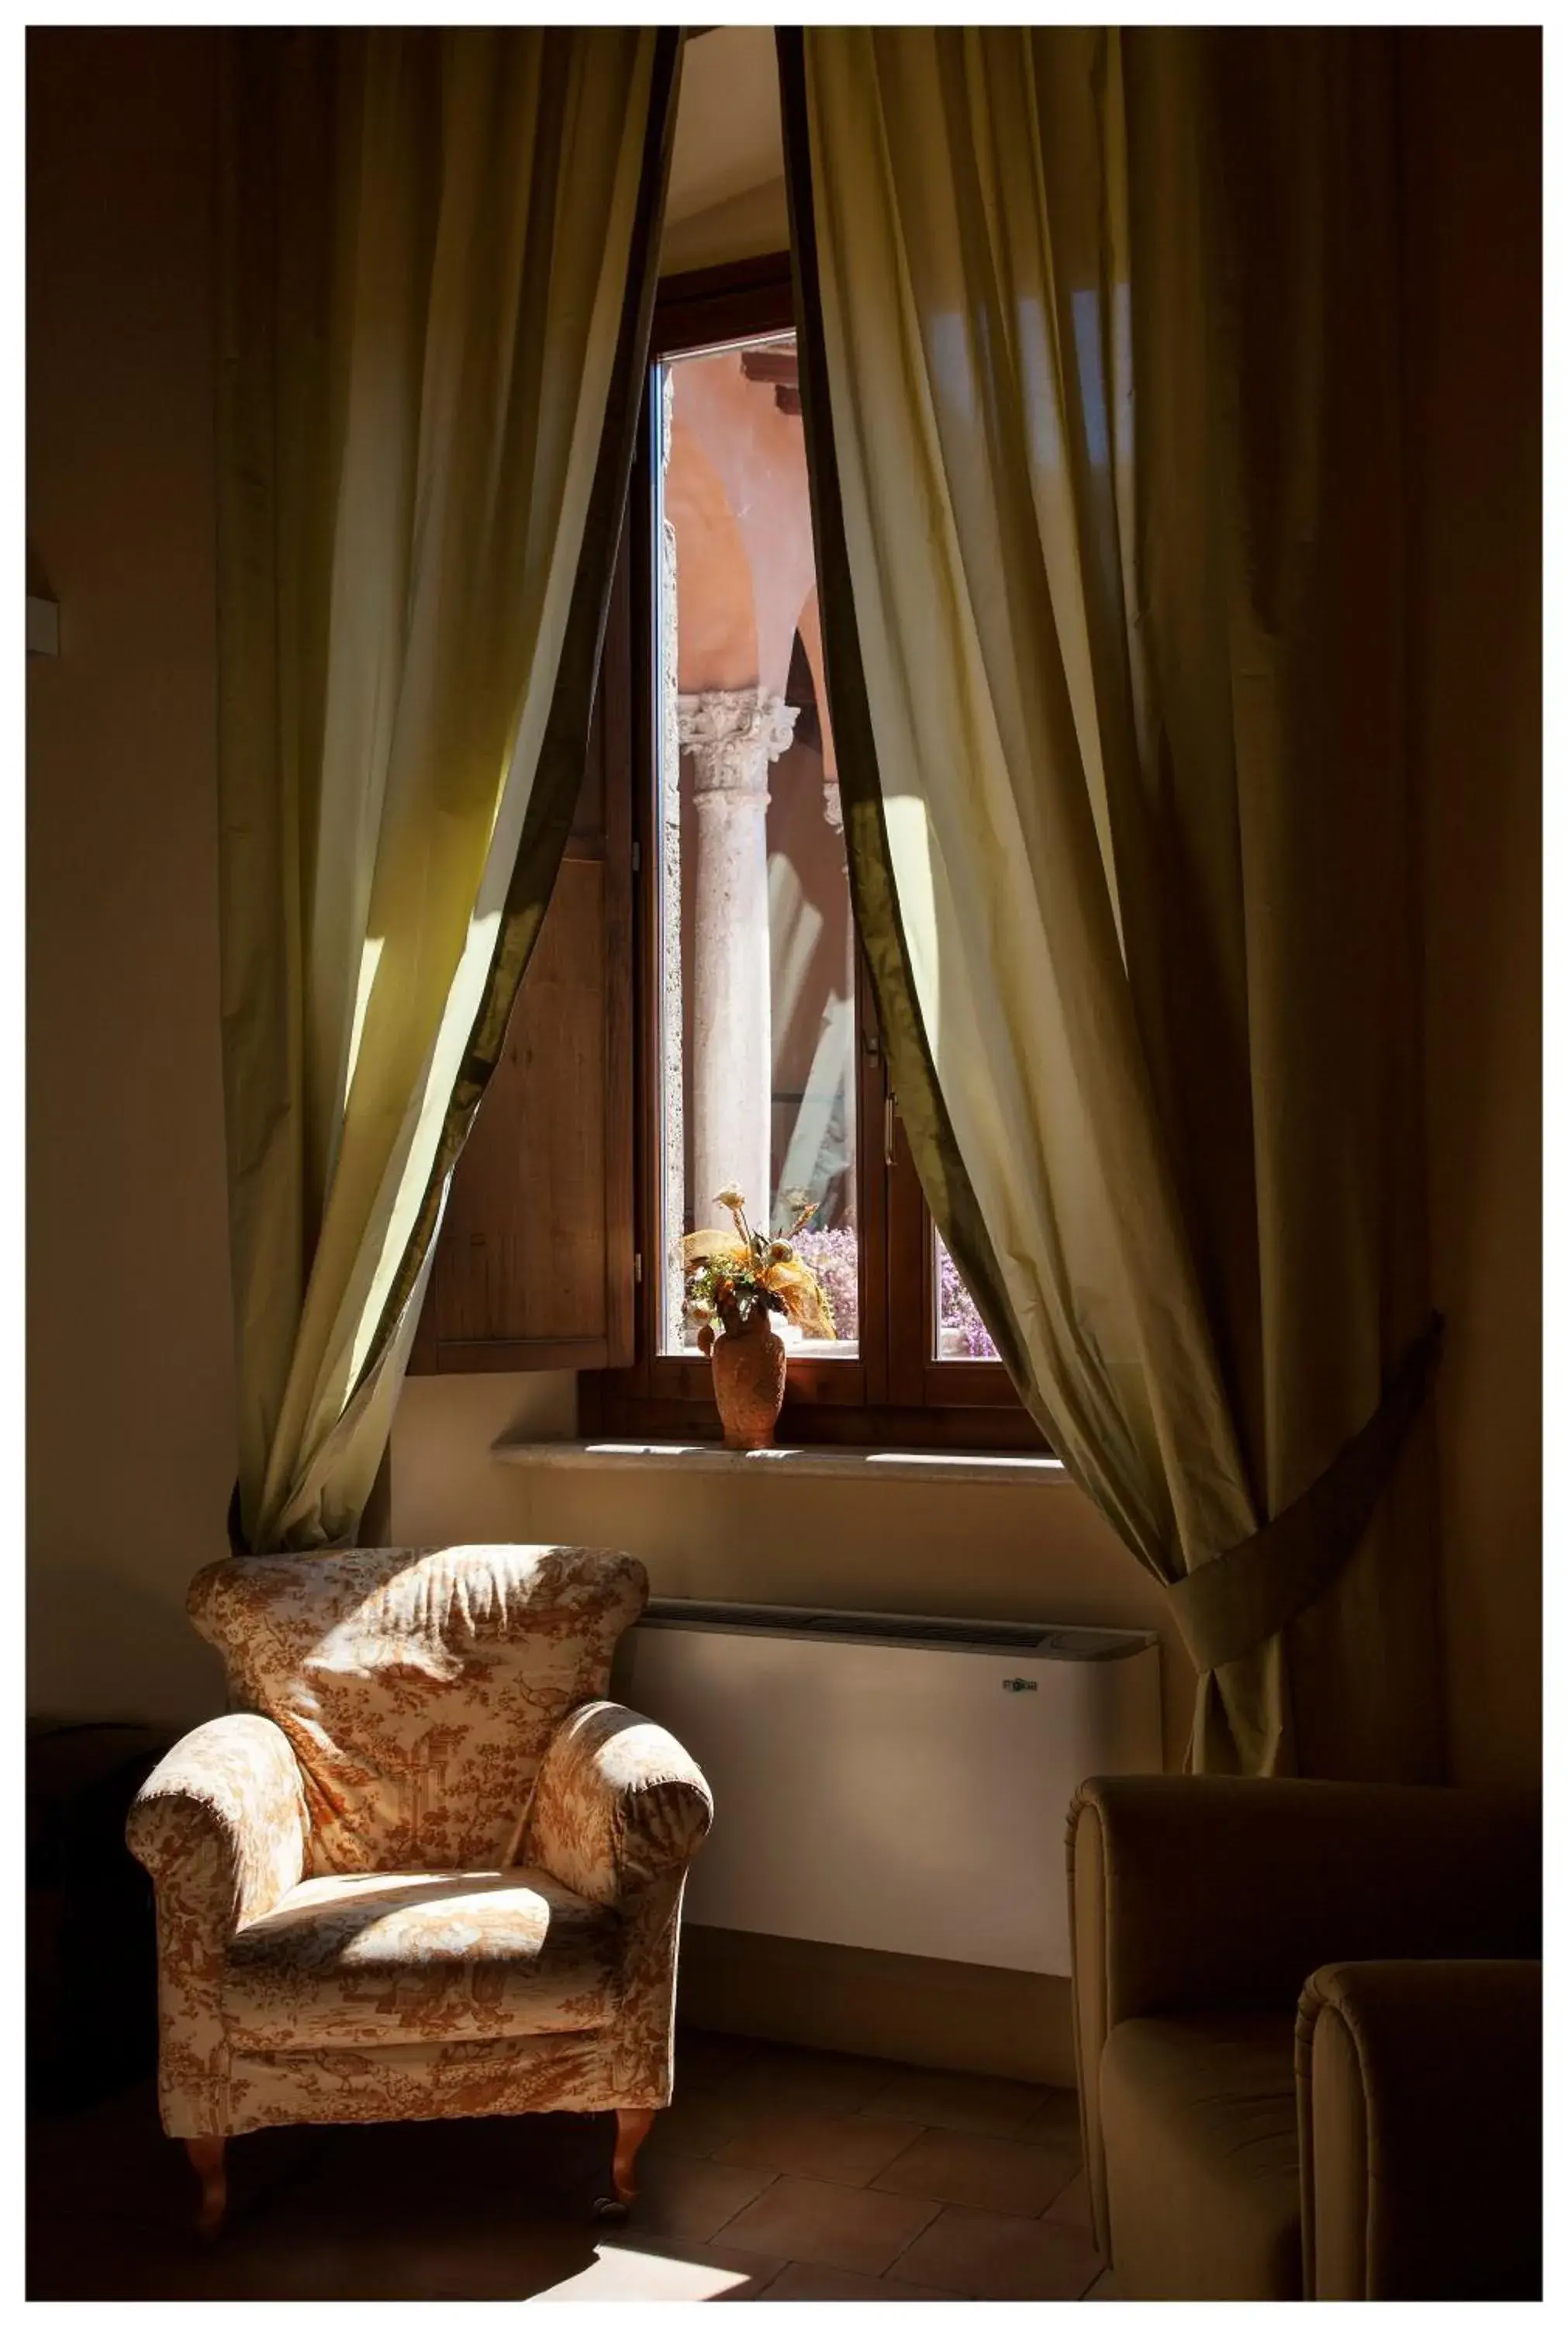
[1166,1312,1445,1674]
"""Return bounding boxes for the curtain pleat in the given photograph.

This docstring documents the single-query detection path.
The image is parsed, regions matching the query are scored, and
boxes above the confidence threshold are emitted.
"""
[217,28,680,1555]
[780,26,1442,1777]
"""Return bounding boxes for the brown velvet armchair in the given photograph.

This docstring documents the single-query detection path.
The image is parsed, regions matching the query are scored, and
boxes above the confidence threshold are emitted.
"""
[127,1544,712,2231]
[1068,1776,1541,2301]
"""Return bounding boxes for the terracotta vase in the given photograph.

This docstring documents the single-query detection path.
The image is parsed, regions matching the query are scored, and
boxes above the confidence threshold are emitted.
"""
[710,1303,787,1450]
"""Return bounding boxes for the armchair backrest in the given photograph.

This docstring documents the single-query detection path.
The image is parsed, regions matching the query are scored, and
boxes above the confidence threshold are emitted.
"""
[188,1544,648,1876]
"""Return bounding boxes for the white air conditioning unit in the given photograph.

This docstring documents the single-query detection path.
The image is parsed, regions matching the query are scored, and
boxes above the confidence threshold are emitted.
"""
[616,1599,1162,1978]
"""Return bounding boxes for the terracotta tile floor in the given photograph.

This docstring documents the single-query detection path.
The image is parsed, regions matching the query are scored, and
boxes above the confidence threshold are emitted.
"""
[27,2033,1110,2301]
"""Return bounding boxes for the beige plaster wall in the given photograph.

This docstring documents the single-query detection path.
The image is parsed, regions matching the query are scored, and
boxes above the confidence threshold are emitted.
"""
[663,30,782,247]
[26,29,233,1728]
[392,1372,1190,1765]
[661,182,791,281]
[660,28,786,279]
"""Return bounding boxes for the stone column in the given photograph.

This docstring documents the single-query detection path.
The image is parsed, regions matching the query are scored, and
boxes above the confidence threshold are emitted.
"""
[679,686,798,1233]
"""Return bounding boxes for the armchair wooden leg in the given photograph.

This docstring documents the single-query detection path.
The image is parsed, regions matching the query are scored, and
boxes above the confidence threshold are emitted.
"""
[594,2107,658,2219]
[185,2136,228,2236]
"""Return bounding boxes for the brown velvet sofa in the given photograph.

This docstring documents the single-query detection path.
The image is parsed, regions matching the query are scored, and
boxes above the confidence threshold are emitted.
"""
[1067,1776,1540,2301]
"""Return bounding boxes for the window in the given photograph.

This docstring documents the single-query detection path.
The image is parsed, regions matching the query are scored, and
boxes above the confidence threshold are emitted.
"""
[652,326,853,1358]
[583,255,1041,1451]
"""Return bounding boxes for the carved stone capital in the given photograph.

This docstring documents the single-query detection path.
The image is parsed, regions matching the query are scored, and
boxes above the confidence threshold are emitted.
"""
[678,688,800,802]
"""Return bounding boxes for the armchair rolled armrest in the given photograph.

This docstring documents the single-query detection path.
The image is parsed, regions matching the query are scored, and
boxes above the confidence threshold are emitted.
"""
[1066,1776,1539,2259]
[527,1700,713,1907]
[1068,1776,1539,2027]
[1297,1959,1542,2299]
[126,1713,309,2140]
[126,1712,309,1937]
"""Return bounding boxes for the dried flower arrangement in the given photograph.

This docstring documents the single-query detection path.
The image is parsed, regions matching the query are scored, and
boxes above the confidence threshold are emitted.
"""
[681,1185,836,1354]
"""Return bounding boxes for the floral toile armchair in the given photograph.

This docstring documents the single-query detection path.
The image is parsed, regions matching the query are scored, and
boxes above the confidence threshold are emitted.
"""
[126,1544,712,2231]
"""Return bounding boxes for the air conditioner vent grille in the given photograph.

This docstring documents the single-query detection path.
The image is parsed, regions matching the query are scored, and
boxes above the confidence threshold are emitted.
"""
[639,1598,1152,1661]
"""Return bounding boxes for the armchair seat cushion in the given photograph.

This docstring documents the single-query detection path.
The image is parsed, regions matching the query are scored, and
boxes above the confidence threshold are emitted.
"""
[1100,2011,1300,2301]
[223,1867,622,2051]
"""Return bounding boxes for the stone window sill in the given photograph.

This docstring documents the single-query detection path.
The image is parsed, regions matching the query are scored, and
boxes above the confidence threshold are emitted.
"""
[491,1438,1069,1487]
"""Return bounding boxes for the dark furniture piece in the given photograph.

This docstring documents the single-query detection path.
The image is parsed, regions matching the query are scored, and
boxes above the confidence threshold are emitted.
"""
[1068,1775,1542,2300]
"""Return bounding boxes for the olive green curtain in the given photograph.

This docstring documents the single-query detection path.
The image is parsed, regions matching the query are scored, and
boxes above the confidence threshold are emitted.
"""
[218,29,679,1555]
[780,26,1442,1776]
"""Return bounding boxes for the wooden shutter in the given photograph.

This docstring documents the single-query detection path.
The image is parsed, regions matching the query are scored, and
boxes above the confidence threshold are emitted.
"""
[408,556,635,1374]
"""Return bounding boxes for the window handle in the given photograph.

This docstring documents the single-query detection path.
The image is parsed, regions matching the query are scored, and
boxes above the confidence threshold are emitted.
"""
[885,1091,896,1168]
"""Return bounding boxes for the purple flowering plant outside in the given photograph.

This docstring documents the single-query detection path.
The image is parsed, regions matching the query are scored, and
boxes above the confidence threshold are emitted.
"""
[787,1222,998,1361]
[790,1225,859,1343]
[937,1239,1000,1360]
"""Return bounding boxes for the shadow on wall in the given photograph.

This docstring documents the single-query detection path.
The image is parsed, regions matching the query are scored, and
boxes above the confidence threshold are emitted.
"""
[28,1559,226,1729]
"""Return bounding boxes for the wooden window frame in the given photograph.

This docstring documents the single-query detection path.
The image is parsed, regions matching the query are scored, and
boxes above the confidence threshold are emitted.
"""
[582,254,1045,1454]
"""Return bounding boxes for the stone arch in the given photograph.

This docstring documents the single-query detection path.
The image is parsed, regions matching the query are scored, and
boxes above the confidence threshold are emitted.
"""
[664,417,758,693]
[791,586,838,789]
[668,346,817,703]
